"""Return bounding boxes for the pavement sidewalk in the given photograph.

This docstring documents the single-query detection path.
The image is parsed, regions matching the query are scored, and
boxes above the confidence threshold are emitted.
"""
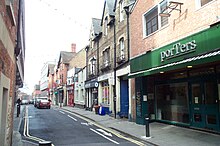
[61,106,220,146]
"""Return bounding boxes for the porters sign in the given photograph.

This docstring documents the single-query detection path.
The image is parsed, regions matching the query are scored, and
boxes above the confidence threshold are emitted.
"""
[160,40,197,62]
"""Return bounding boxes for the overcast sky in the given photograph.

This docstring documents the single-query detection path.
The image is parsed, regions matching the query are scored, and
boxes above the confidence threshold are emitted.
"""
[23,0,104,93]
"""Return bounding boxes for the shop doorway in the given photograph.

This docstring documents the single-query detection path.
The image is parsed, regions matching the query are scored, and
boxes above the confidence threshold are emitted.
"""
[190,80,219,131]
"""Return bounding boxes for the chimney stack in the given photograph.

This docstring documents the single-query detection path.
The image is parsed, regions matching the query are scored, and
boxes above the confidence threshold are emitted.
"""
[71,43,76,53]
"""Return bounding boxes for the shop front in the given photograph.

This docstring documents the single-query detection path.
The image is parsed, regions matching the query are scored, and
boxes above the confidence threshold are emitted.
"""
[85,78,98,110]
[66,84,74,106]
[130,24,220,132]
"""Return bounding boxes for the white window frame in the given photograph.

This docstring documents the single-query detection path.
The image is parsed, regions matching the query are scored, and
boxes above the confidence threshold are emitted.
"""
[119,37,125,59]
[143,0,169,38]
[104,17,108,36]
[119,0,124,22]
[195,0,214,9]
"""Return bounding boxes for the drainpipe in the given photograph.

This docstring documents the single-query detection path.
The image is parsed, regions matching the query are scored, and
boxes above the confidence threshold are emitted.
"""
[113,18,117,119]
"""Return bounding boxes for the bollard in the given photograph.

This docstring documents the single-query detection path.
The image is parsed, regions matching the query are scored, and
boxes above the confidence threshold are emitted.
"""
[17,104,20,117]
[39,141,52,146]
[145,115,150,137]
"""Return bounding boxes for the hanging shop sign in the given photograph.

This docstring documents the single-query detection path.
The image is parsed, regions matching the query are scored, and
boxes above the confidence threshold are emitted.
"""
[160,40,197,62]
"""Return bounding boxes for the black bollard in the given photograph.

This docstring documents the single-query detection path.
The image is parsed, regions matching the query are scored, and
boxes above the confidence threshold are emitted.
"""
[17,104,20,117]
[39,141,52,146]
[145,115,150,137]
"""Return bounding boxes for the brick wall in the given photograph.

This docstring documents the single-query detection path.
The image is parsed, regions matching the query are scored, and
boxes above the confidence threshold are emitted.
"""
[130,0,220,58]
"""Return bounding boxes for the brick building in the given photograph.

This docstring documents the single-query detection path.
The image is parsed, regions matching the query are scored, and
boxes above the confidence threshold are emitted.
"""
[0,0,25,145]
[129,0,220,133]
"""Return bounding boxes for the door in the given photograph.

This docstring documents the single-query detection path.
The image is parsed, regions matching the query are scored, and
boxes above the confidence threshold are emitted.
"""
[190,80,219,131]
[120,79,129,118]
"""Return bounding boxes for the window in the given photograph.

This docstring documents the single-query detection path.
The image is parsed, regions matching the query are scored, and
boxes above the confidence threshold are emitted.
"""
[101,81,109,105]
[197,0,213,7]
[89,58,96,75]
[143,0,168,36]
[119,0,124,22]
[119,38,125,59]
[103,48,110,66]
[145,6,158,36]
[104,17,108,36]
[160,0,168,27]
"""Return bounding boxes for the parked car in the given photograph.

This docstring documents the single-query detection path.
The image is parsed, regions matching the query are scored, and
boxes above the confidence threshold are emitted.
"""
[21,99,29,105]
[36,97,51,109]
[29,99,34,104]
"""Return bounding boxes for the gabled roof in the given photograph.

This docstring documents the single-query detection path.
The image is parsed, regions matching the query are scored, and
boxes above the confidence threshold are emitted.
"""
[47,64,55,77]
[101,0,116,25]
[58,51,76,67]
[91,18,102,40]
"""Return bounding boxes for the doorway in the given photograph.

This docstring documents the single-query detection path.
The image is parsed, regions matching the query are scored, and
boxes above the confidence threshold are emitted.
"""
[190,79,219,131]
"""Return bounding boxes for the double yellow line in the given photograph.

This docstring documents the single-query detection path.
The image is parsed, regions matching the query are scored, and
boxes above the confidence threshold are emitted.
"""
[23,106,55,146]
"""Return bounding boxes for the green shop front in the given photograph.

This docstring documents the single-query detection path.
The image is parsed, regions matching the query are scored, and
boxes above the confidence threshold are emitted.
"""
[130,24,220,132]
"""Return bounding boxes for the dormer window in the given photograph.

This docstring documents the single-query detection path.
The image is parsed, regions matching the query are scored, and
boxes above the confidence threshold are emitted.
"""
[119,0,124,22]
[104,17,108,36]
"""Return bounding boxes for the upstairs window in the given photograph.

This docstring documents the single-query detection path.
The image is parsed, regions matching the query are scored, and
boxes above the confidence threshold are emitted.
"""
[103,48,110,66]
[198,0,213,7]
[160,0,168,27]
[145,6,158,36]
[89,58,96,75]
[119,0,124,22]
[119,37,125,58]
[104,17,108,36]
[143,0,168,37]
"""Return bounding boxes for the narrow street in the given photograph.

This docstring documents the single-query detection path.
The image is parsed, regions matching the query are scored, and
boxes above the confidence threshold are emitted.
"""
[20,105,139,146]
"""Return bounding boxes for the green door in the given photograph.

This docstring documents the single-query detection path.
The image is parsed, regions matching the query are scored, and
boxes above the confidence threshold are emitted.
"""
[190,80,219,131]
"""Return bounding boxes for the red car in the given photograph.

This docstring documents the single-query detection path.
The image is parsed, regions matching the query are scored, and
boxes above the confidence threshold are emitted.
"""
[36,97,51,109]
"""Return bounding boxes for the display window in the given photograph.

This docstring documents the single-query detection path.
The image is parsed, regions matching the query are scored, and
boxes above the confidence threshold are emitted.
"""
[156,82,189,123]
[101,81,109,105]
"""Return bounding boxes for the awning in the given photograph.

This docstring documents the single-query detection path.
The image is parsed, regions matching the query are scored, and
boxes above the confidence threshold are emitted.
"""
[129,49,220,78]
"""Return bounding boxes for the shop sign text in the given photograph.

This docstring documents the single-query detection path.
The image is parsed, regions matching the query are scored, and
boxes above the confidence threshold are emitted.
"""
[160,40,197,62]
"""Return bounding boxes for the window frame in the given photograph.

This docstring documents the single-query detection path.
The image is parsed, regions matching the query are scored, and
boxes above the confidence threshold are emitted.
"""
[195,0,214,8]
[143,0,169,37]
[119,37,125,59]
[119,0,124,22]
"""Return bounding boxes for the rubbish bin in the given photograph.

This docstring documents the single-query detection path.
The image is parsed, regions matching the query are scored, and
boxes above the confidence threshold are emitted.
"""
[99,106,105,115]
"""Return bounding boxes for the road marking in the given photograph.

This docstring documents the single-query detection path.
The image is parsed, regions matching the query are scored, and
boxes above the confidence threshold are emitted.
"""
[59,108,146,146]
[59,111,65,114]
[90,128,119,145]
[23,106,55,146]
[96,129,112,137]
[67,115,77,121]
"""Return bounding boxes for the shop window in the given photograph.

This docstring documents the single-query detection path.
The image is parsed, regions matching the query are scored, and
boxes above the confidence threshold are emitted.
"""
[101,82,109,105]
[156,82,189,123]
[206,115,217,124]
[205,81,216,104]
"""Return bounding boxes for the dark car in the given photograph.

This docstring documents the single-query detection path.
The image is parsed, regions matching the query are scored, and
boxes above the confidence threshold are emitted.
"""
[36,97,51,109]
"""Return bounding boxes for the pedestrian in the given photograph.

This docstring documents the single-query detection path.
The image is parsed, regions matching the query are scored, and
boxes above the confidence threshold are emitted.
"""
[16,98,21,117]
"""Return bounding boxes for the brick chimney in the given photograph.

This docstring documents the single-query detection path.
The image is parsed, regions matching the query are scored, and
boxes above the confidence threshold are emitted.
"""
[71,43,76,53]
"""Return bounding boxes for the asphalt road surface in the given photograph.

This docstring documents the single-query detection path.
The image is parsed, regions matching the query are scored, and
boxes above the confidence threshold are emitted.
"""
[20,105,140,146]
